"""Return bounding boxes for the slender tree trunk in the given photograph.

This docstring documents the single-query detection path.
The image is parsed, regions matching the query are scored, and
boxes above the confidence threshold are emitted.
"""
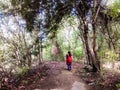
[92,23,100,70]
[22,30,32,67]
[79,23,90,64]
[83,23,100,72]
[55,39,64,61]
[83,24,91,63]
[104,15,115,50]
[27,48,32,67]
[106,26,115,50]
[76,0,101,72]
[38,43,41,64]
[38,38,43,64]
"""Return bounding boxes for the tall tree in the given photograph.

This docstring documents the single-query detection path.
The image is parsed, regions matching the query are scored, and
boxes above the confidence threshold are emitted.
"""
[75,0,101,71]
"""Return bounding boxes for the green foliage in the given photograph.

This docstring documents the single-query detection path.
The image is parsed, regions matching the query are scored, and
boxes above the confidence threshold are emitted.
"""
[100,68,106,79]
[95,80,100,86]
[74,47,84,61]
[22,80,28,84]
[31,45,40,56]
[43,43,52,60]
[3,0,120,69]
[108,0,120,18]
[0,0,10,10]
[116,83,120,88]
[19,66,30,76]
[0,49,3,62]
[43,16,83,61]
[31,51,39,56]
[99,49,119,62]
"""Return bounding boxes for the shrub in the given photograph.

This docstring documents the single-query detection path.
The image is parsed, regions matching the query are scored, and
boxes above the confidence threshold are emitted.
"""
[99,49,119,62]
[74,47,84,61]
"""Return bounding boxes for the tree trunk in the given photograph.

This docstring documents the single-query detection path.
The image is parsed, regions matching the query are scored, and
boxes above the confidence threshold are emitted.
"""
[27,48,32,67]
[92,23,100,70]
[83,23,100,72]
[104,15,115,50]
[76,0,101,72]
[38,38,43,65]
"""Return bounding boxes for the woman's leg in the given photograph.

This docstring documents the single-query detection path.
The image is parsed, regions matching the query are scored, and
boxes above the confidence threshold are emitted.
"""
[69,63,72,70]
[67,63,71,71]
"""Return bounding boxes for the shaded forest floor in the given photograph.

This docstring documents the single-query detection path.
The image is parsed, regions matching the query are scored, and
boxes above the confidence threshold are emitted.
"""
[1,61,120,90]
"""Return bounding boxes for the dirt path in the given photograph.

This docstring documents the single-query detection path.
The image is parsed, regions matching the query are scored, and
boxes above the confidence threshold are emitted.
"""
[1,61,120,90]
[33,61,92,90]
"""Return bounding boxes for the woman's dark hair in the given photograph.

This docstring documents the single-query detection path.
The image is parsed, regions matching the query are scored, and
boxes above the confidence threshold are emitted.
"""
[68,51,71,56]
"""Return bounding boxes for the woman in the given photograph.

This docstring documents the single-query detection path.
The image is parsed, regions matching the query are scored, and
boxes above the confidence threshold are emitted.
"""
[66,51,73,71]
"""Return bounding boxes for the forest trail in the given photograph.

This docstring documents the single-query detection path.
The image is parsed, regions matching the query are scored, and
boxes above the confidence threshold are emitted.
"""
[1,61,120,90]
[33,61,92,90]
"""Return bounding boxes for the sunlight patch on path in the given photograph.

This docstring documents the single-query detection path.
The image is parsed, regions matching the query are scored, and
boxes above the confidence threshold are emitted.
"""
[61,70,88,90]
[61,70,73,75]
[71,81,87,90]
[34,89,64,90]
